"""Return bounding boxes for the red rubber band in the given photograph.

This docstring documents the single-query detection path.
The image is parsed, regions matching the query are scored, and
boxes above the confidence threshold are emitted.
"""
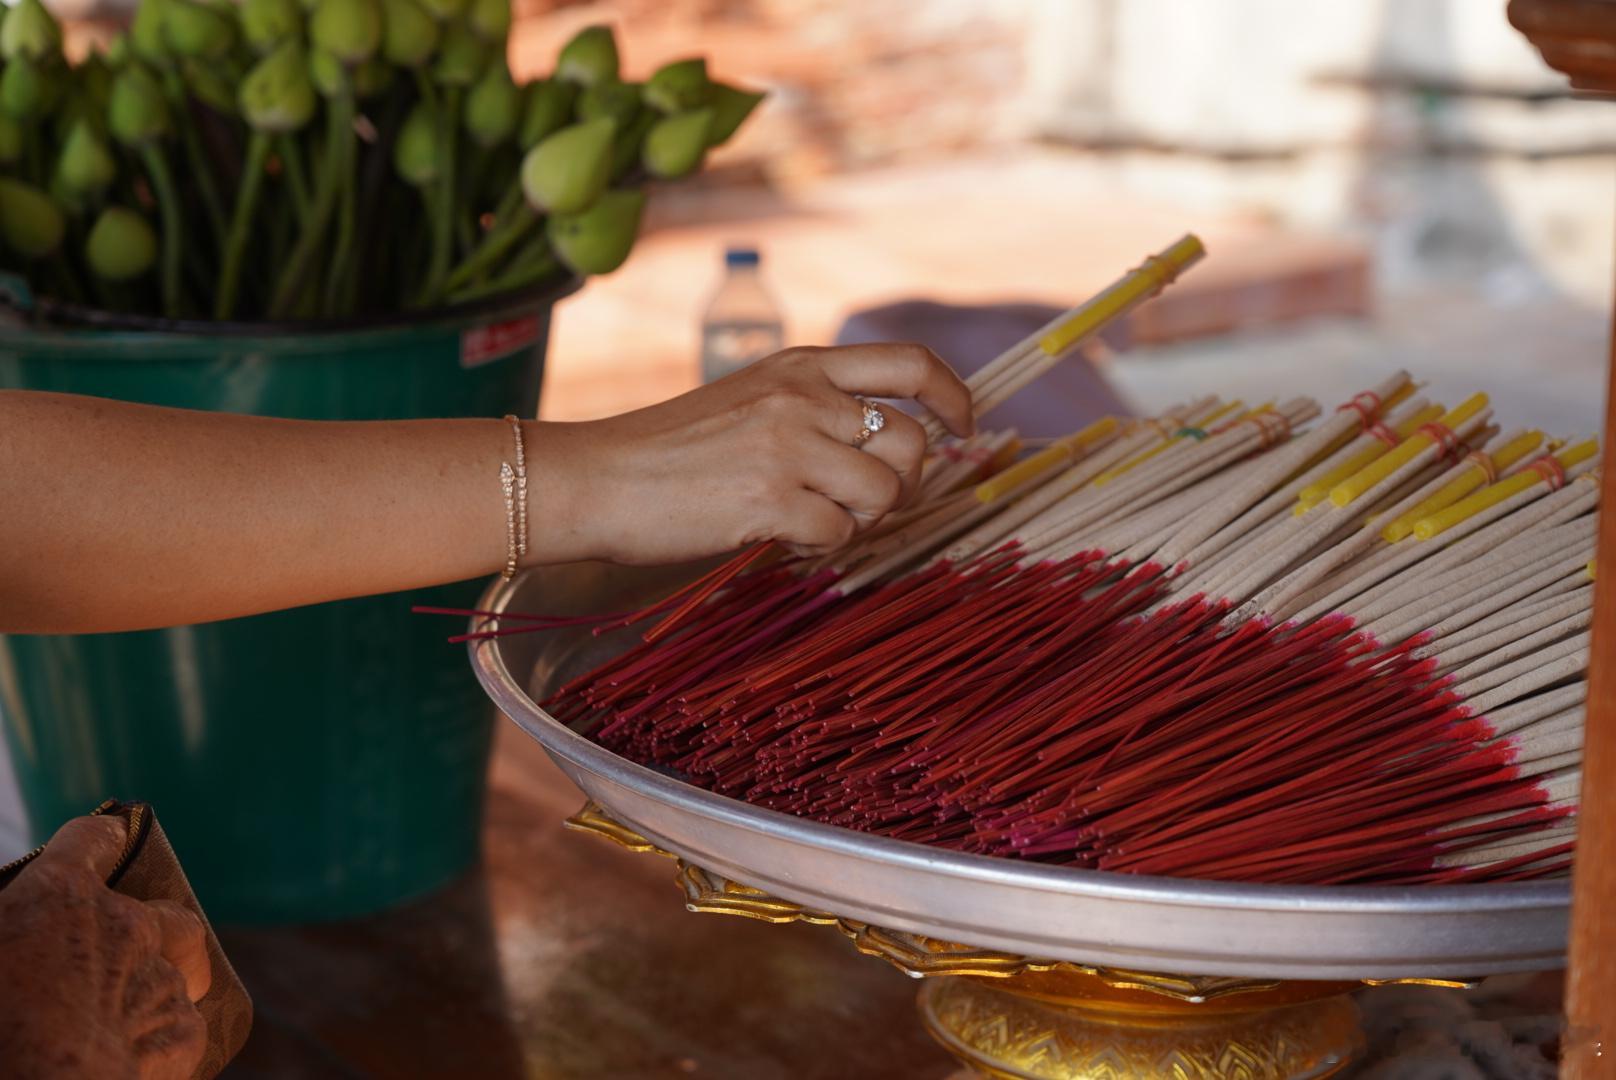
[1530,456,1566,490]
[1367,423,1398,448]
[1335,391,1382,430]
[1234,412,1290,449]
[1465,450,1497,485]
[939,445,994,465]
[1418,422,1461,463]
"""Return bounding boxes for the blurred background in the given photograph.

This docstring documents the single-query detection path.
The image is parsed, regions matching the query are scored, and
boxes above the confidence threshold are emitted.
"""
[38,0,1616,423]
[0,4,1603,1075]
[9,0,1615,858]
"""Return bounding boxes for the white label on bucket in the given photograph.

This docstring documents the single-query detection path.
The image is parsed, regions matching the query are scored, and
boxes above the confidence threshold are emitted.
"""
[460,316,541,369]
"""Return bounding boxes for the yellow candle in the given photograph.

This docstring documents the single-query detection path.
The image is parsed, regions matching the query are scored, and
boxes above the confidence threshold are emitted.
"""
[1412,439,1598,540]
[1379,430,1543,543]
[1329,394,1489,508]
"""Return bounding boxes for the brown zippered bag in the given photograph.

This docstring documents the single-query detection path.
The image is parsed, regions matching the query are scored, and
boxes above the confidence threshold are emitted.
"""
[0,800,253,1078]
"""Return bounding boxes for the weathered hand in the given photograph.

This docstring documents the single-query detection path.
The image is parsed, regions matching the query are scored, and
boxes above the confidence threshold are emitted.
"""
[0,815,211,1080]
[544,343,974,564]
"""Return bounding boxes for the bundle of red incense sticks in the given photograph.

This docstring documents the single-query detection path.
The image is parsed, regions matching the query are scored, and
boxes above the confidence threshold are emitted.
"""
[526,372,1589,886]
[438,238,1592,886]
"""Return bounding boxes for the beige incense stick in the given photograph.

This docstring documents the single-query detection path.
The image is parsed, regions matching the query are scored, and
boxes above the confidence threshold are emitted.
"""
[1286,469,1598,625]
[1432,584,1593,658]
[1173,396,1438,574]
[1022,400,1317,563]
[1151,374,1413,568]
[1437,826,1579,869]
[1457,639,1590,717]
[1352,515,1596,628]
[1474,683,1586,738]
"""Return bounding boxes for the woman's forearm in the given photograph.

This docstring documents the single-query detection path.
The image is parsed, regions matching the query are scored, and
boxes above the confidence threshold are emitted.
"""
[0,390,588,633]
[0,346,971,634]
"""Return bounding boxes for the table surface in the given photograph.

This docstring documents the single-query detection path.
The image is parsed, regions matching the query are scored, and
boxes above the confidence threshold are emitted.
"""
[215,720,1565,1080]
[217,720,960,1080]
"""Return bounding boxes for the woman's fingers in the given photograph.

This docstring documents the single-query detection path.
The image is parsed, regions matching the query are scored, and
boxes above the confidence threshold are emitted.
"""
[798,436,906,527]
[770,489,858,553]
[833,401,928,503]
[145,899,212,1003]
[35,814,127,879]
[809,344,974,438]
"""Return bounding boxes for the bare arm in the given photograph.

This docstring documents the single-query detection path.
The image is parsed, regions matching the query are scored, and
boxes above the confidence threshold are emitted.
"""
[0,344,972,633]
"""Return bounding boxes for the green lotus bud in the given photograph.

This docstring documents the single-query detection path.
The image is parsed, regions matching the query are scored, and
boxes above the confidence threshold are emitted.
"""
[464,65,518,147]
[1,0,61,62]
[517,78,574,149]
[0,114,21,163]
[0,56,55,120]
[130,0,172,63]
[576,79,639,129]
[546,187,642,275]
[86,205,158,280]
[241,0,302,55]
[643,58,709,114]
[308,46,347,95]
[556,24,616,87]
[163,0,234,59]
[381,0,437,67]
[182,56,238,112]
[641,107,709,179]
[0,177,64,258]
[705,81,764,147]
[414,0,464,21]
[432,22,485,86]
[310,0,381,66]
[105,32,133,67]
[57,119,117,195]
[353,56,393,97]
[240,41,316,131]
[79,52,115,106]
[467,0,508,43]
[609,107,653,179]
[51,89,88,144]
[393,100,438,185]
[520,116,611,214]
[108,64,170,145]
[48,170,87,216]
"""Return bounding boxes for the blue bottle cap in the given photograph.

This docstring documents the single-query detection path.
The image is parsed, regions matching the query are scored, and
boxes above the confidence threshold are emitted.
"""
[725,247,761,268]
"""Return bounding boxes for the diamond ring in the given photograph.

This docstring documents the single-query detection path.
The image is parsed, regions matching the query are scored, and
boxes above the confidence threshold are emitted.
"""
[852,398,886,448]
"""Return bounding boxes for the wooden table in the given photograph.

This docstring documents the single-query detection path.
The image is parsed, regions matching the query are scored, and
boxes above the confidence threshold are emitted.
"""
[217,721,958,1080]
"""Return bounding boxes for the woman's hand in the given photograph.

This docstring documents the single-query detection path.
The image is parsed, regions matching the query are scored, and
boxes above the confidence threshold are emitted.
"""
[545,343,974,564]
[0,344,971,632]
[0,816,211,1079]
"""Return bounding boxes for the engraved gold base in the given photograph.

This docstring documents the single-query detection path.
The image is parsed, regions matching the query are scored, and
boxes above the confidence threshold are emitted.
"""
[563,803,1449,1080]
[918,973,1362,1080]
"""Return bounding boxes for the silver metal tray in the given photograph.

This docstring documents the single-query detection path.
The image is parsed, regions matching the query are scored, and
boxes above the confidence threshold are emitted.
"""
[470,563,1569,981]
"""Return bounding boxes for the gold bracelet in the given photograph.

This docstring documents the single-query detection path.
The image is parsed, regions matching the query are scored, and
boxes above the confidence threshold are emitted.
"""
[500,415,528,579]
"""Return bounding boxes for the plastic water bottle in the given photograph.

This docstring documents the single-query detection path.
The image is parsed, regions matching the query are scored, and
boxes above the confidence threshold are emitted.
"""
[700,246,784,384]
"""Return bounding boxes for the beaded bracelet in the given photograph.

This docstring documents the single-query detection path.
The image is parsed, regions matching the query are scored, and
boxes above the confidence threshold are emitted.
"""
[500,415,529,579]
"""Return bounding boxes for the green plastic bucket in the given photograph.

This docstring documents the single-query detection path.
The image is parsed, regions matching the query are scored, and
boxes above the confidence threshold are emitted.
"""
[0,277,576,922]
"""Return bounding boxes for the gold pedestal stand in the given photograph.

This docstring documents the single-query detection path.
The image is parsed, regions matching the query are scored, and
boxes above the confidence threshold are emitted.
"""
[567,802,1463,1080]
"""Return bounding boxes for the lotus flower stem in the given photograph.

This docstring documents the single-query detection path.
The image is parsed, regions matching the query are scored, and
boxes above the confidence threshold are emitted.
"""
[443,202,536,291]
[323,118,358,315]
[348,82,407,312]
[270,89,353,317]
[415,80,460,306]
[138,144,184,317]
[278,132,312,225]
[445,238,556,305]
[46,253,86,305]
[215,131,272,319]
[159,68,227,245]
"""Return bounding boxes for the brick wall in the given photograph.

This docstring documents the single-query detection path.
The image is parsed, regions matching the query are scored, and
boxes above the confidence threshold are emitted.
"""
[508,0,1038,181]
